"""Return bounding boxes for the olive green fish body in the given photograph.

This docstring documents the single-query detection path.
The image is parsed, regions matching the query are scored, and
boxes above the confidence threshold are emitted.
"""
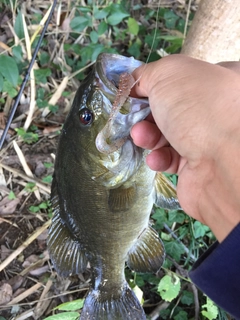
[48,54,180,320]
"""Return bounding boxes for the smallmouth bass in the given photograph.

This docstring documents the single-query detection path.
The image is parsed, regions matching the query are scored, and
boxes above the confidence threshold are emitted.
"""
[48,53,180,320]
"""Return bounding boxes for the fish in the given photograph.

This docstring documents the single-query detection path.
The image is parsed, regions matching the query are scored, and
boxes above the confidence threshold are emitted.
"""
[48,53,181,320]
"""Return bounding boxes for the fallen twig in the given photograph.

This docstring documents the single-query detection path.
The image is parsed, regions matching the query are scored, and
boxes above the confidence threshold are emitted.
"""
[7,282,43,306]
[0,163,51,194]
[0,220,51,272]
[34,275,55,319]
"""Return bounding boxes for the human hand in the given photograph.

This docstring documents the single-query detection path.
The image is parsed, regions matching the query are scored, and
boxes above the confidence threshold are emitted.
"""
[131,54,240,242]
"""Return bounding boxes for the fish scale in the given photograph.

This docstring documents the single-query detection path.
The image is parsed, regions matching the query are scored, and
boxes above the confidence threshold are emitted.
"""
[48,53,181,320]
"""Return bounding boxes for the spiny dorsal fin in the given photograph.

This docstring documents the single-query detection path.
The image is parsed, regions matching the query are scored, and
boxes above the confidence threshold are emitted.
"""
[48,194,88,277]
[154,172,181,210]
[127,226,165,273]
[108,185,136,212]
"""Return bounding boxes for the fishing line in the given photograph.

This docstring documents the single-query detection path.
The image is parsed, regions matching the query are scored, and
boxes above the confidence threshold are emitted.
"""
[131,0,162,89]
[0,0,58,150]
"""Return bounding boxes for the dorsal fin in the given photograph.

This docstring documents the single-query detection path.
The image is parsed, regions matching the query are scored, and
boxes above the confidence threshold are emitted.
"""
[154,172,181,210]
[127,226,165,273]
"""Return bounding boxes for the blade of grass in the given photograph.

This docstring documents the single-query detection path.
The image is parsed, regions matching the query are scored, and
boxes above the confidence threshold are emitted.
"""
[0,0,58,150]
[22,12,37,131]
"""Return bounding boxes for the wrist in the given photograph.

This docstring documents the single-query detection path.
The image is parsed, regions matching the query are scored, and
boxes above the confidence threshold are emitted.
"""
[201,145,240,242]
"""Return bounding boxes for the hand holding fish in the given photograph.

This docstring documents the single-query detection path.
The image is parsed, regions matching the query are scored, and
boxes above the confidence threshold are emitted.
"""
[131,54,240,243]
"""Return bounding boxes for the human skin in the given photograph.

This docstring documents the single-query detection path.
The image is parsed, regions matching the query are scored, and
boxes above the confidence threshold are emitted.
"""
[130,54,240,242]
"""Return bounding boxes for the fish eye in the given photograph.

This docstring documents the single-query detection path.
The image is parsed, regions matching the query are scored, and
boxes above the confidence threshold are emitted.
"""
[79,108,93,125]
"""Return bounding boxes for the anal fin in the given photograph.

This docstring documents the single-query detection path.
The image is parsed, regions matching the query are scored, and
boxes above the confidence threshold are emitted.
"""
[127,226,165,273]
[154,172,181,210]
[48,196,88,277]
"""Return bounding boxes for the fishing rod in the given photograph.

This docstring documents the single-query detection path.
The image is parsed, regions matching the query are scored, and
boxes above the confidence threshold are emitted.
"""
[0,0,58,150]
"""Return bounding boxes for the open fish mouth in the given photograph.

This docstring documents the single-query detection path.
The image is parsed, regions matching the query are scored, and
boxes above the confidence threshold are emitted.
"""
[95,53,150,154]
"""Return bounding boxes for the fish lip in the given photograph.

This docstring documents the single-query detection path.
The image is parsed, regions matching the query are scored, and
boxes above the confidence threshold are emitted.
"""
[95,53,150,115]
[96,53,144,96]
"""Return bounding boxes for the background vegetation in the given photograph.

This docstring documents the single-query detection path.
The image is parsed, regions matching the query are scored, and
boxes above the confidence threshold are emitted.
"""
[0,0,230,319]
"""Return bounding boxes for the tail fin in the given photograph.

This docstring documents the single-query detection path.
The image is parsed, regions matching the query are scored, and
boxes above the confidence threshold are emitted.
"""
[80,282,146,320]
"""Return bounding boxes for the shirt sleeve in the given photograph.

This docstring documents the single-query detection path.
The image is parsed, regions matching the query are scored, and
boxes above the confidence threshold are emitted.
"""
[189,223,240,319]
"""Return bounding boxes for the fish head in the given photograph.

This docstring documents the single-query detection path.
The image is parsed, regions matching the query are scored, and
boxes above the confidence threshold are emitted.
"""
[61,53,150,188]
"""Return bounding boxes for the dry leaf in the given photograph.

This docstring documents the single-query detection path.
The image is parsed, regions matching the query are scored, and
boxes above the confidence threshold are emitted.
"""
[30,265,49,276]
[22,254,39,267]
[0,196,20,215]
[0,283,12,305]
[8,275,24,292]
[1,245,12,260]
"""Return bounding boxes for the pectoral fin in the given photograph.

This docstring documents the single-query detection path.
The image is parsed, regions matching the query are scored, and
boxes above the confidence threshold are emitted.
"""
[108,185,136,212]
[154,172,181,210]
[48,194,88,277]
[127,227,165,273]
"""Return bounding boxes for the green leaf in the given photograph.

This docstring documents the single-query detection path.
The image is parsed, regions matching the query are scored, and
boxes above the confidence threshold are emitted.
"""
[127,17,139,35]
[127,41,141,59]
[152,207,168,229]
[159,309,171,319]
[93,6,109,20]
[8,191,16,200]
[168,210,186,224]
[44,312,80,320]
[55,299,84,311]
[180,290,194,306]
[107,4,129,26]
[158,274,181,302]
[97,21,108,36]
[90,44,105,61]
[49,104,59,113]
[107,12,129,25]
[39,202,48,209]
[164,241,185,262]
[70,16,90,32]
[89,30,98,43]
[29,205,40,213]
[15,128,38,144]
[12,45,23,62]
[42,175,53,184]
[34,68,51,84]
[97,21,108,35]
[193,221,210,239]
[201,297,218,320]
[0,74,3,91]
[24,182,36,192]
[164,10,179,29]
[77,6,91,13]
[0,55,19,87]
[44,162,53,168]
[173,310,188,320]
[14,12,24,39]
[39,52,50,66]
[2,80,18,97]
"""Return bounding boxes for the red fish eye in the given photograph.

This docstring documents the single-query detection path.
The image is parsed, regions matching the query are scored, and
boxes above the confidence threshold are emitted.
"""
[79,108,93,125]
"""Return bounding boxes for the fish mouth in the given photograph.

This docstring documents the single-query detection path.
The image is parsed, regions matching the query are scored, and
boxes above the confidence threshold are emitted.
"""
[95,53,150,154]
